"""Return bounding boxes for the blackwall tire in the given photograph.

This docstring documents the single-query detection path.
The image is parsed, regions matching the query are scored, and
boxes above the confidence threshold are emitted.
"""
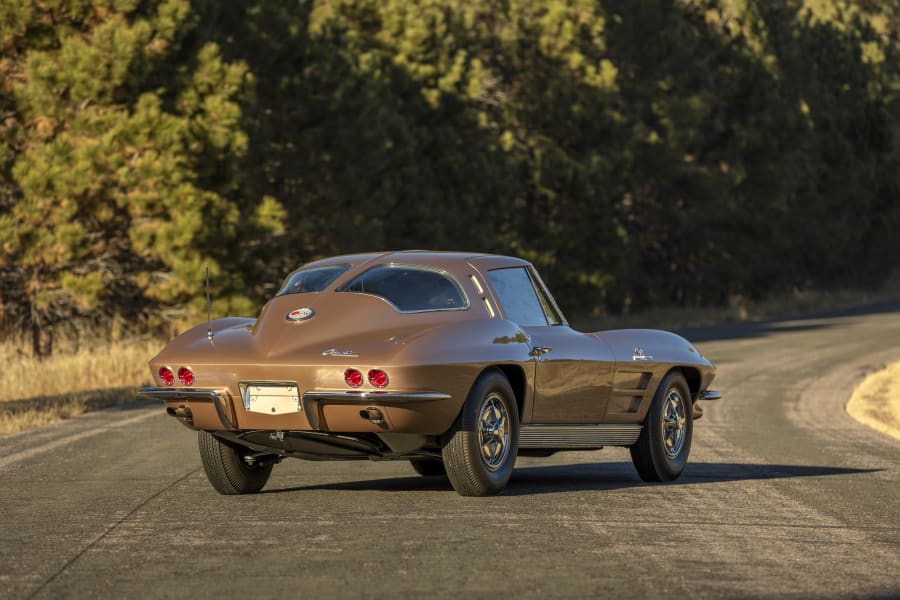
[442,371,519,496]
[198,431,273,494]
[630,371,693,482]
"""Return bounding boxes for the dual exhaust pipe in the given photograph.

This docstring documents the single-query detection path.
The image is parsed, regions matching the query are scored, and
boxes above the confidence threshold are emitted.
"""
[166,404,193,424]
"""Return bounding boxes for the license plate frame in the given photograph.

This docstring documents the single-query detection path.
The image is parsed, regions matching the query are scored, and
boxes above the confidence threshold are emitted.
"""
[241,382,301,415]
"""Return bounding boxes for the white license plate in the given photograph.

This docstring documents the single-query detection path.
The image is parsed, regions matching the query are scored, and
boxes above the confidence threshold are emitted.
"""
[243,383,301,415]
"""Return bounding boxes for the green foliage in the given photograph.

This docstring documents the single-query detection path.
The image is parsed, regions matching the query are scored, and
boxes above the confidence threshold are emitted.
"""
[1,0,899,355]
[0,0,283,354]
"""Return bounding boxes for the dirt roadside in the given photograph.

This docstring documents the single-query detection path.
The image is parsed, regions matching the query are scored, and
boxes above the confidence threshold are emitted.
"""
[846,362,900,442]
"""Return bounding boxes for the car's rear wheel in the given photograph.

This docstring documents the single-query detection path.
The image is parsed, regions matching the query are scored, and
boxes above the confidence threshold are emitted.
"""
[198,431,274,494]
[630,371,693,482]
[442,370,519,496]
[409,458,447,477]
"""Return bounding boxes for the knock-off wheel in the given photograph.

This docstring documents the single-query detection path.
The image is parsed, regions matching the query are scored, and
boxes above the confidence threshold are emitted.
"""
[442,370,519,496]
[630,371,693,482]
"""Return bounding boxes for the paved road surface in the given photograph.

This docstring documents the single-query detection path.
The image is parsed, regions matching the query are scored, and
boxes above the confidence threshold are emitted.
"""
[2,305,899,598]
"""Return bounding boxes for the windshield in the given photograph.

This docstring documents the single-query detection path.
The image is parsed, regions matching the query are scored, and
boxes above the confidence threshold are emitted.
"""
[276,263,351,296]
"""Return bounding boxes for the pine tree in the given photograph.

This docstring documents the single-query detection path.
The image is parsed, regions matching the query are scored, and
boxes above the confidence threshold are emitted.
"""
[0,0,285,356]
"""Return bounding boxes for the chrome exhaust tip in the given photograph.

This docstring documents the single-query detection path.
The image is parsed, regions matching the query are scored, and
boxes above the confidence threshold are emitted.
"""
[360,407,385,425]
[166,405,193,423]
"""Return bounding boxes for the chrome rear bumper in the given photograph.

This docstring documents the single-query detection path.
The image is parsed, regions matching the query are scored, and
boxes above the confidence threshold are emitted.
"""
[139,387,451,432]
[139,387,234,429]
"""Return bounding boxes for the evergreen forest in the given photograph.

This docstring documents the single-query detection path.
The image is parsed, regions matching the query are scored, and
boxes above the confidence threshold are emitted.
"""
[2,0,899,355]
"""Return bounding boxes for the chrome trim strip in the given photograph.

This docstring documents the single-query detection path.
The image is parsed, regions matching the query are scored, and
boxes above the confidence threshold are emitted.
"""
[139,387,219,403]
[301,391,451,404]
[519,424,642,448]
[700,390,722,401]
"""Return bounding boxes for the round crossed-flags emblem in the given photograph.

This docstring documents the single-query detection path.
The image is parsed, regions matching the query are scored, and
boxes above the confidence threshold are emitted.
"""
[286,307,315,322]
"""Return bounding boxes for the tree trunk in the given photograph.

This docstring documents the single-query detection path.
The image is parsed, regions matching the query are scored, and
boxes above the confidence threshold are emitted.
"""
[31,321,53,359]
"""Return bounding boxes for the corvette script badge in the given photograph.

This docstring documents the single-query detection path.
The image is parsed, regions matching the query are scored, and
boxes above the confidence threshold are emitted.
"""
[286,307,315,322]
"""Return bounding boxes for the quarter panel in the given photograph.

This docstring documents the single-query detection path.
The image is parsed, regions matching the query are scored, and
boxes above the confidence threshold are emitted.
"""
[592,329,717,422]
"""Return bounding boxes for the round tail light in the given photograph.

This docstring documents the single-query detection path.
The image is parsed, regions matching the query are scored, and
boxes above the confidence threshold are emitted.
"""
[368,369,389,388]
[344,368,363,388]
[158,366,174,387]
[177,367,194,386]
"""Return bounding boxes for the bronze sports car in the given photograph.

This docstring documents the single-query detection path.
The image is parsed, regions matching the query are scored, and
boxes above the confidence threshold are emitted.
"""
[140,251,721,496]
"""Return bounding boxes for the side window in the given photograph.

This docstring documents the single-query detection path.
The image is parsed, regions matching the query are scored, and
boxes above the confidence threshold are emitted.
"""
[487,268,549,326]
[532,272,562,326]
[337,265,468,312]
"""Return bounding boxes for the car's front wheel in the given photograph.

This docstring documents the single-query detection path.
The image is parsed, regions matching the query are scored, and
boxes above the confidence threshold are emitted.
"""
[630,371,693,482]
[198,431,274,494]
[442,370,519,496]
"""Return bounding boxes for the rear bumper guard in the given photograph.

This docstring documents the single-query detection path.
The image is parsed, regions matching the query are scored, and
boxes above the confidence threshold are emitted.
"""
[138,387,234,429]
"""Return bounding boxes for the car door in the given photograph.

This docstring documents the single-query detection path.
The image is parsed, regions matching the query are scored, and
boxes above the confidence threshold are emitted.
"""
[486,266,614,423]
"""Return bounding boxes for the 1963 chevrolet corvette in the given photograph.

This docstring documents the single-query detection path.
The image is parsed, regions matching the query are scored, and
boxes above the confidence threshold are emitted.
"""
[140,251,721,496]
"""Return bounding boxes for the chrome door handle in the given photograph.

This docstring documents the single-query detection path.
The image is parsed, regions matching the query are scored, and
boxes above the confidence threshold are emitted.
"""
[529,347,552,357]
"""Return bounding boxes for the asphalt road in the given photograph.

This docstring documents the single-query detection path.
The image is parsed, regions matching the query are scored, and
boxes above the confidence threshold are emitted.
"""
[2,304,899,599]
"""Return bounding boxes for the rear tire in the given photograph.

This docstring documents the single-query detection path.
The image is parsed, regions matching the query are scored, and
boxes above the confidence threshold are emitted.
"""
[409,458,447,477]
[198,431,274,494]
[442,371,519,496]
[630,371,693,482]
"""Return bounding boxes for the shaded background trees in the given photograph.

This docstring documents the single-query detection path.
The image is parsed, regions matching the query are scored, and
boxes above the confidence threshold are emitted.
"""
[1,0,898,355]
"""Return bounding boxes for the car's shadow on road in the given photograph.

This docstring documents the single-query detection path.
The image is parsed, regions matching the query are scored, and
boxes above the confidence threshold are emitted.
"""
[502,462,880,496]
[261,461,880,496]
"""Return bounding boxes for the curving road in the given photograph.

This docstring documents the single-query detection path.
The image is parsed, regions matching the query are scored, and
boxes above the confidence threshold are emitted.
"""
[1,304,899,599]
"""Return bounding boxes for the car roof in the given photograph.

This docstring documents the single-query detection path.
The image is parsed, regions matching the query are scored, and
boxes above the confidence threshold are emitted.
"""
[304,250,530,271]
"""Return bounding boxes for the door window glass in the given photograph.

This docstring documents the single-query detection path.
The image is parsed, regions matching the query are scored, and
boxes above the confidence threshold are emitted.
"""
[531,271,562,325]
[487,267,549,326]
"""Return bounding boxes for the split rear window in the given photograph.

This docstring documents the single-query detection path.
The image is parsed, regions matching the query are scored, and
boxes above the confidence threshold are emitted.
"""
[277,264,351,296]
[337,264,468,312]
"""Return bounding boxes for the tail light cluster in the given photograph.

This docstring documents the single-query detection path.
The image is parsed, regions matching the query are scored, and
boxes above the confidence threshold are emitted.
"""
[344,368,364,388]
[368,369,389,388]
[159,366,194,387]
[344,368,389,389]
[161,365,385,389]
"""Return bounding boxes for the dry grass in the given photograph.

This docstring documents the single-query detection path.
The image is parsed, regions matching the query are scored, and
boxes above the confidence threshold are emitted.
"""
[846,362,900,442]
[0,338,162,436]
